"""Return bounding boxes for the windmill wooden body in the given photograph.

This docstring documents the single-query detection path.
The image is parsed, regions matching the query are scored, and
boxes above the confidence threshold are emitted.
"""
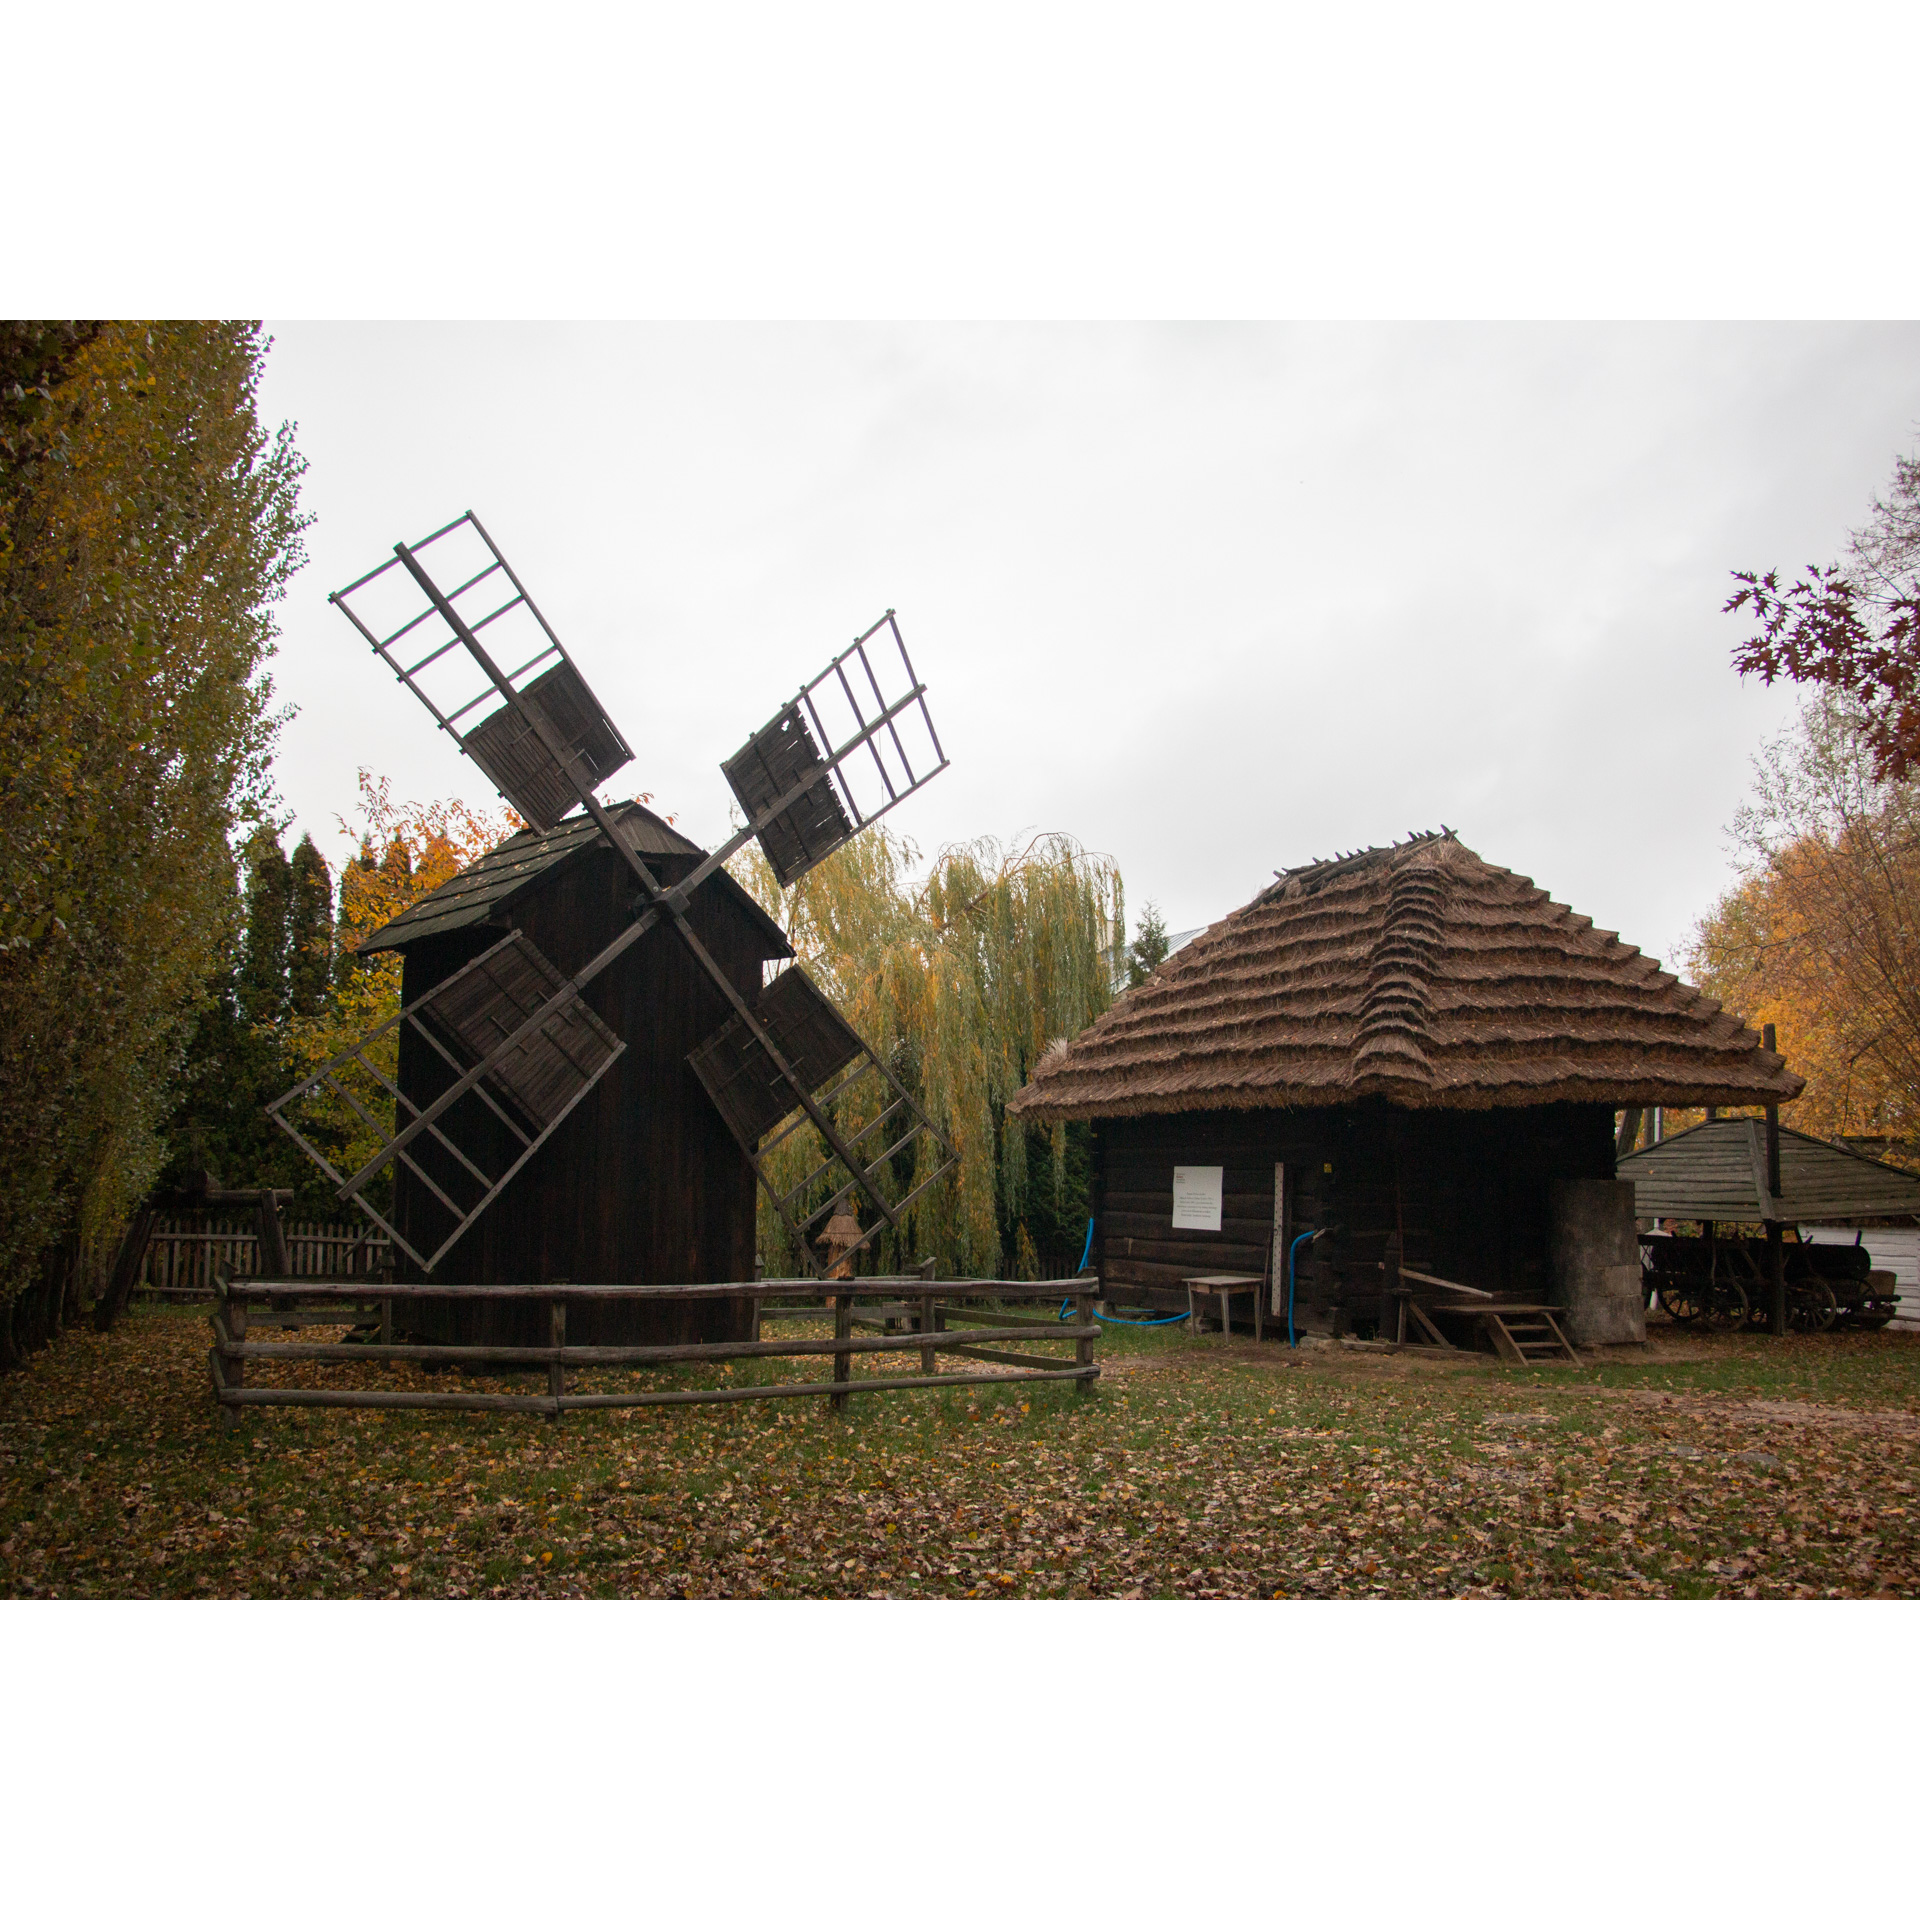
[270,511,956,1327]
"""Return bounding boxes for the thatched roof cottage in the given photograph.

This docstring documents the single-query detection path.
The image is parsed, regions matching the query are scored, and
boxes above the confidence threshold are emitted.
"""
[1009,831,1801,1346]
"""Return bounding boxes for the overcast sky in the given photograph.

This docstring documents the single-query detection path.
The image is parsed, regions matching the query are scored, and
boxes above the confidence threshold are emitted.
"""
[258,322,1920,972]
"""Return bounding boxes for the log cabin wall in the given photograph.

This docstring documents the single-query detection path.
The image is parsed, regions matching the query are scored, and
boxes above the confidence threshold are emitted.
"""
[1097,1100,1616,1331]
[393,846,786,1348]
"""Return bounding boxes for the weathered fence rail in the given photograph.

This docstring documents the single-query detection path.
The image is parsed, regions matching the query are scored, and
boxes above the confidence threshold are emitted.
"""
[141,1217,389,1299]
[207,1274,1098,1423]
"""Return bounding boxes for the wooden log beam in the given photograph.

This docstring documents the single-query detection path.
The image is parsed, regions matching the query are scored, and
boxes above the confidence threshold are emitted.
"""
[211,1365,1100,1417]
[223,1276,1098,1305]
[209,1321,1099,1368]
[946,1345,1082,1371]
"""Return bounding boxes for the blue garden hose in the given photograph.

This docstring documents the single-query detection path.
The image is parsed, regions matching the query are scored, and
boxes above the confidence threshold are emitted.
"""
[1287,1228,1329,1348]
[1057,1214,1191,1325]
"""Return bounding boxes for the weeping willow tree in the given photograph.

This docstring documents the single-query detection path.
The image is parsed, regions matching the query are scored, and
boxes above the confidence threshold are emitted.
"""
[731,828,1124,1278]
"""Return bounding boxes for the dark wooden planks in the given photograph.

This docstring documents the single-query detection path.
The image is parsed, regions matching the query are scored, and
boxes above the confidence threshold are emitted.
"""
[720,703,856,886]
[393,842,786,1348]
[1095,1100,1617,1331]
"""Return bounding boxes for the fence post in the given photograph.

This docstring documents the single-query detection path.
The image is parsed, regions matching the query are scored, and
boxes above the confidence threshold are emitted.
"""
[549,1302,566,1418]
[1076,1289,1095,1394]
[832,1293,852,1414]
[919,1257,937,1375]
[218,1264,246,1429]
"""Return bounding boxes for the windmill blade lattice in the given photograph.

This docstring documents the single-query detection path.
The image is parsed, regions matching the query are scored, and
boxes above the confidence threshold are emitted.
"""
[723,611,947,887]
[330,512,634,832]
[689,966,958,1268]
[273,512,956,1275]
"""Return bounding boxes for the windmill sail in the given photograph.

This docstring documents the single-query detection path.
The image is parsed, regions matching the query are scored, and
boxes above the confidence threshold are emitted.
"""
[689,965,958,1269]
[329,511,633,830]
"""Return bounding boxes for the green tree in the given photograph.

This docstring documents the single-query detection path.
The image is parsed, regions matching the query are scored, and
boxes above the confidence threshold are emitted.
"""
[731,828,1124,1277]
[0,321,307,1365]
[1126,900,1171,987]
[287,833,334,1017]
[237,825,293,1024]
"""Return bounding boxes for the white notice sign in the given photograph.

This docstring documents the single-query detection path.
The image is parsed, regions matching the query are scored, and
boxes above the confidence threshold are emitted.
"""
[1172,1165,1224,1232]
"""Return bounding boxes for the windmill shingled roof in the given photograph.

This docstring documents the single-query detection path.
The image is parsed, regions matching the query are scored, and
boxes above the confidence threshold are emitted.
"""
[1009,831,1804,1120]
[358,801,791,957]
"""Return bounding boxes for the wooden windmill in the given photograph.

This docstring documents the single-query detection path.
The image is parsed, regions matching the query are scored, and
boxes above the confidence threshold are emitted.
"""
[269,510,956,1281]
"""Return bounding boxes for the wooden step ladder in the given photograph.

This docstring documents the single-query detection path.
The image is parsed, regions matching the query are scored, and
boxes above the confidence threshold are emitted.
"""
[1395,1269,1580,1364]
[1477,1305,1579,1364]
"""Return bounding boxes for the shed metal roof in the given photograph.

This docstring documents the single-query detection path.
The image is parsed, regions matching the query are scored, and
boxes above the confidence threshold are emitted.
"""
[1617,1117,1920,1224]
[358,801,792,958]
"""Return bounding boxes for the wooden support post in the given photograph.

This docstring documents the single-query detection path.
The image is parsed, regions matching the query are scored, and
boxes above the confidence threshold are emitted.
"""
[549,1302,566,1415]
[223,1268,247,1429]
[380,1296,394,1347]
[1763,1036,1786,1335]
[1381,1231,1402,1345]
[920,1257,937,1375]
[257,1190,291,1279]
[1075,1291,1094,1393]
[832,1293,852,1413]
[1766,1219,1786,1337]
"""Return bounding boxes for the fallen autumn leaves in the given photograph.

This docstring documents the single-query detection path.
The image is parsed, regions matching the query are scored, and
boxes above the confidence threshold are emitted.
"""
[4,1305,1918,1599]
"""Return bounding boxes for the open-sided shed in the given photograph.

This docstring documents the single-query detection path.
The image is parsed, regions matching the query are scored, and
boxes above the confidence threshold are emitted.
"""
[1010,831,1802,1345]
[1620,1117,1920,1330]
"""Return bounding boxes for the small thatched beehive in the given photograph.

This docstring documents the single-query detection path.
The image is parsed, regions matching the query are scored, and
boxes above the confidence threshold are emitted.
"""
[1009,831,1802,1335]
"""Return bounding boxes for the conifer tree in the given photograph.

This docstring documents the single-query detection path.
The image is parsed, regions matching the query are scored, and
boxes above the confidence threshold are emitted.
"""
[287,833,333,1017]
[237,827,293,1024]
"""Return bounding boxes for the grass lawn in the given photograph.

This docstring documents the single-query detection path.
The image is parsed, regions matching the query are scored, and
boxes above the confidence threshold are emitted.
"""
[4,1301,1918,1599]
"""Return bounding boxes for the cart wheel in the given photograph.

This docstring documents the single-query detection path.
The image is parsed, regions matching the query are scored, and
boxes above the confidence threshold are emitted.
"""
[1789,1279,1838,1334]
[1852,1296,1899,1331]
[1662,1286,1701,1325]
[1704,1279,1749,1333]
[1744,1291,1772,1331]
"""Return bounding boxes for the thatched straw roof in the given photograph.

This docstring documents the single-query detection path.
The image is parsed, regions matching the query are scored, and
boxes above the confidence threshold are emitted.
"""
[1009,831,1803,1122]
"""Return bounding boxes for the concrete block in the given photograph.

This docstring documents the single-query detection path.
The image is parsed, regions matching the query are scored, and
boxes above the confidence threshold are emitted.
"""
[1550,1178,1646,1346]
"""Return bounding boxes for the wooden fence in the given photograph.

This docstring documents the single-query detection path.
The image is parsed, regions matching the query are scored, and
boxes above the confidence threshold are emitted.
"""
[207,1274,1098,1422]
[140,1217,390,1299]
